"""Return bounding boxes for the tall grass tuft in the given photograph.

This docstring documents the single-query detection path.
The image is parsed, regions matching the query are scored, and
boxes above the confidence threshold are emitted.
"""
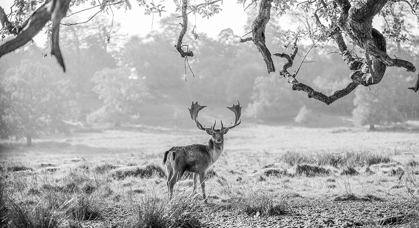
[135,196,167,228]
[230,190,288,217]
[134,192,202,228]
[66,195,102,221]
[0,182,9,227]
[168,194,202,228]
[2,200,60,228]
[1,179,60,228]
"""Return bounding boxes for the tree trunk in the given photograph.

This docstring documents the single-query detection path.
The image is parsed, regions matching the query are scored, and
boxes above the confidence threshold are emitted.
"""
[26,134,32,146]
[369,124,376,131]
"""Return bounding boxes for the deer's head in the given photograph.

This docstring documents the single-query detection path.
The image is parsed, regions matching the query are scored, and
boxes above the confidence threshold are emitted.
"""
[188,101,242,144]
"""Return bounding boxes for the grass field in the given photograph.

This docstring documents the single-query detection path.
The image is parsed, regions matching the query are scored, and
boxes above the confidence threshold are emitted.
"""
[1,119,419,227]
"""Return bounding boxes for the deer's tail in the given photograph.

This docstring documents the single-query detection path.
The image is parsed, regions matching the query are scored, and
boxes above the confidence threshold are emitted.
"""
[163,147,175,165]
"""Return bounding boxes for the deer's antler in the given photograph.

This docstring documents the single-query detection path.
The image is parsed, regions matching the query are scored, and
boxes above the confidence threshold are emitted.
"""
[222,101,242,132]
[188,101,214,131]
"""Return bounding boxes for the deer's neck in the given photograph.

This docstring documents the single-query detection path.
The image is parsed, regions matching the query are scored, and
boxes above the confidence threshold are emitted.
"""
[207,138,224,164]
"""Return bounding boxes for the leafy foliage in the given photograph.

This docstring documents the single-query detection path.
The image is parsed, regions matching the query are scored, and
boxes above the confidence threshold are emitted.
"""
[89,67,149,125]
[352,76,406,129]
[246,74,304,120]
[0,61,70,142]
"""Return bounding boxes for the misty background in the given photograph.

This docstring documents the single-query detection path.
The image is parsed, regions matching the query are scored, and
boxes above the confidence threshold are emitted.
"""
[1,11,419,145]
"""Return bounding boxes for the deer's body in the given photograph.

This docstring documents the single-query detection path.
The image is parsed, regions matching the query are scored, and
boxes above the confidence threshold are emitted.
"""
[163,101,241,201]
[164,139,223,174]
[164,138,224,199]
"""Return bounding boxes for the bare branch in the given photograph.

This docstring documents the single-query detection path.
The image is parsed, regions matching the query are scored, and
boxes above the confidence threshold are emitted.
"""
[176,0,193,58]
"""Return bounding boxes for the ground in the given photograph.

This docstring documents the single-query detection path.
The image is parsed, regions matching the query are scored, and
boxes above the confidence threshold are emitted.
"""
[1,117,419,227]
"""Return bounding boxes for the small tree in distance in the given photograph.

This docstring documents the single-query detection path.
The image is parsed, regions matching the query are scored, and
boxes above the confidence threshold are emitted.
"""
[352,77,405,130]
[89,68,149,126]
[0,61,70,146]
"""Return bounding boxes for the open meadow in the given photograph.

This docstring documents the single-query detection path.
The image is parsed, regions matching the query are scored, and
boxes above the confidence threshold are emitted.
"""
[1,119,419,227]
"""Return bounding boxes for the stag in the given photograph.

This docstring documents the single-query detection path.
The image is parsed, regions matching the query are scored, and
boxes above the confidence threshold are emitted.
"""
[163,101,242,200]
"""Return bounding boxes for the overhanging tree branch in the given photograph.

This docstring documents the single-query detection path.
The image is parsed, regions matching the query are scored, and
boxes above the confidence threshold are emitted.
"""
[0,2,52,57]
[274,44,360,105]
[251,0,274,73]
[50,0,71,72]
[175,0,193,58]
[334,0,416,74]
[0,0,71,72]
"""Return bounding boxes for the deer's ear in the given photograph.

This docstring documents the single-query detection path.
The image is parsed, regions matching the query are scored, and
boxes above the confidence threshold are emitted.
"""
[205,129,214,135]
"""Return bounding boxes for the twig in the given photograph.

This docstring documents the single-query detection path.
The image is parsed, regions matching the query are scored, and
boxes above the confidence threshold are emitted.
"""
[391,0,417,14]
[186,56,195,77]
[107,3,115,43]
[296,0,316,7]
[60,10,101,26]
[186,0,223,15]
[65,0,123,17]
[294,41,316,76]
[182,45,195,81]
[243,0,257,11]
[65,5,98,17]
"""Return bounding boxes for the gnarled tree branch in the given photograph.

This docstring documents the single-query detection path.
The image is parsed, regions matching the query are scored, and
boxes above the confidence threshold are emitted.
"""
[0,2,51,57]
[0,0,70,72]
[251,0,274,73]
[274,48,360,105]
[335,0,416,74]
[51,0,71,72]
[175,0,193,58]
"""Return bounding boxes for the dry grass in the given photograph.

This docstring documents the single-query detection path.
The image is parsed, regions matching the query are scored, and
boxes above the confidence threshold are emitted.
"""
[280,151,392,168]
[134,192,203,228]
[230,190,289,217]
[1,122,419,226]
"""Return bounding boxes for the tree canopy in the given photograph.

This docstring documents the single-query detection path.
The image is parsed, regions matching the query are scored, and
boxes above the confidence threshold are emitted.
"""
[0,0,419,105]
[0,61,70,145]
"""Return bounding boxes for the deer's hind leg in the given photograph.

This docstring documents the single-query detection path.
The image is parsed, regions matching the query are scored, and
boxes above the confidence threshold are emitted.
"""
[167,168,179,200]
[166,164,174,198]
[168,163,187,200]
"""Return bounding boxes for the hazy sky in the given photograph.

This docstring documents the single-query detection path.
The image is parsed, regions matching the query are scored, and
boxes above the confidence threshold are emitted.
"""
[2,0,249,45]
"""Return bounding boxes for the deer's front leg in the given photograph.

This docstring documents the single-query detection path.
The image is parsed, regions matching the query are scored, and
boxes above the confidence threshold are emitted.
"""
[193,173,198,194]
[199,171,206,201]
